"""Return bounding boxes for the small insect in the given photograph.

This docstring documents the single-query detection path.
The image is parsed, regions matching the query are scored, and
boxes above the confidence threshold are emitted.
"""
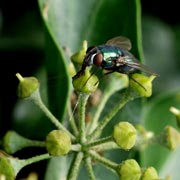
[73,36,159,84]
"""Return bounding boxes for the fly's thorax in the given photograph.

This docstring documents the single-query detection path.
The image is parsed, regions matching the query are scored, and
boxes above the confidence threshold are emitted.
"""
[98,45,123,61]
[95,45,123,70]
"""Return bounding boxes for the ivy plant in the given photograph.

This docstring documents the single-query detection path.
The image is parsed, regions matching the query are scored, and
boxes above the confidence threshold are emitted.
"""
[1,0,180,180]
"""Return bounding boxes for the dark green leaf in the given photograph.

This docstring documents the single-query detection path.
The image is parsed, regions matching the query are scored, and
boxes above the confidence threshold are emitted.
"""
[38,0,143,59]
[140,90,180,173]
[44,31,70,121]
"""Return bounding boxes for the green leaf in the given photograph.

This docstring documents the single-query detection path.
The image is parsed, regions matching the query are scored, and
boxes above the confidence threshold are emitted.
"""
[44,31,70,121]
[38,0,143,60]
[140,90,180,175]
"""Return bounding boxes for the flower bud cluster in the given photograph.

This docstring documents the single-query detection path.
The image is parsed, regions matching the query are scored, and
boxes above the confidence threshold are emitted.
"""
[118,159,160,180]
[11,39,164,180]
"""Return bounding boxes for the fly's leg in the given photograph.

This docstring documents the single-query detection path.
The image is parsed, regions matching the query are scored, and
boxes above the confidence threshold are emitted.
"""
[130,76,146,91]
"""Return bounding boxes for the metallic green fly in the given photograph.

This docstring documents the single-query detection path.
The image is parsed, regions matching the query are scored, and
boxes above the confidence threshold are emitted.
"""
[73,36,159,82]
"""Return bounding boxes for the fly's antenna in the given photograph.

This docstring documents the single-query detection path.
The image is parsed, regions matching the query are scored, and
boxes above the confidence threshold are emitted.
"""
[130,76,147,91]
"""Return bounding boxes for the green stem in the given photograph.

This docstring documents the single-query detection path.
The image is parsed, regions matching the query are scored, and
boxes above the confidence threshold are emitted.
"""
[28,140,45,147]
[93,141,119,152]
[88,91,133,141]
[71,144,82,152]
[87,90,112,134]
[68,100,79,136]
[11,153,50,175]
[85,157,96,180]
[67,152,84,180]
[22,153,50,166]
[88,150,118,173]
[29,90,75,141]
[87,74,129,135]
[86,136,113,148]
[78,93,90,143]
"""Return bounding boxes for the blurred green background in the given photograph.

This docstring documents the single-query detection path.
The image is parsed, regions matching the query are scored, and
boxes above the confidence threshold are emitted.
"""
[0,0,180,179]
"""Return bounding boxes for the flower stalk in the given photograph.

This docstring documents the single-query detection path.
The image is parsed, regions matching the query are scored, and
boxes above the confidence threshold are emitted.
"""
[68,101,79,136]
[29,89,76,141]
[88,90,134,141]
[19,153,50,168]
[78,93,90,143]
[85,157,96,180]
[86,136,113,148]
[67,152,84,180]
[88,150,118,173]
[87,74,129,134]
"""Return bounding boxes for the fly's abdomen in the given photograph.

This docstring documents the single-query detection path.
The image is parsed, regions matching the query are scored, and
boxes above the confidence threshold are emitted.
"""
[117,65,136,74]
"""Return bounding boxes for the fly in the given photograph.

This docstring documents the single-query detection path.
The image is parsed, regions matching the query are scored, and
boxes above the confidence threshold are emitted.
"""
[73,36,159,86]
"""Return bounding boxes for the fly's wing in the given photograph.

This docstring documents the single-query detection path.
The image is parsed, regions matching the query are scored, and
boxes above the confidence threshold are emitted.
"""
[106,36,132,51]
[124,56,159,76]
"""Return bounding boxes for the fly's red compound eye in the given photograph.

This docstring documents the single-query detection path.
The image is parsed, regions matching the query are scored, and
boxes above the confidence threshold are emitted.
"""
[93,53,103,67]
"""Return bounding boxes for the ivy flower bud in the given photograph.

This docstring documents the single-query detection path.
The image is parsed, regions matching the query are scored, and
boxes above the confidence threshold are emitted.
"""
[3,131,26,154]
[71,40,87,64]
[129,73,156,98]
[0,151,24,180]
[2,131,45,154]
[68,62,77,77]
[16,73,40,98]
[0,156,16,180]
[163,125,180,150]
[141,167,159,180]
[72,68,99,93]
[118,159,141,180]
[169,106,180,128]
[113,122,137,150]
[45,130,71,156]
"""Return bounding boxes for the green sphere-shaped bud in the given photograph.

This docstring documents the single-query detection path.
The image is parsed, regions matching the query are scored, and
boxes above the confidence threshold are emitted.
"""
[113,122,137,150]
[2,131,44,154]
[0,151,22,180]
[16,73,40,98]
[45,130,71,156]
[0,157,15,180]
[169,106,180,128]
[164,125,180,150]
[129,73,156,98]
[3,131,26,154]
[118,159,141,180]
[72,68,99,93]
[141,167,159,180]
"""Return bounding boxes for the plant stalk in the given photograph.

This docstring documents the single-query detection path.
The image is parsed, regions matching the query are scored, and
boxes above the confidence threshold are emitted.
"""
[88,91,133,141]
[29,90,75,141]
[85,156,96,180]
[78,93,89,143]
[67,152,84,180]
